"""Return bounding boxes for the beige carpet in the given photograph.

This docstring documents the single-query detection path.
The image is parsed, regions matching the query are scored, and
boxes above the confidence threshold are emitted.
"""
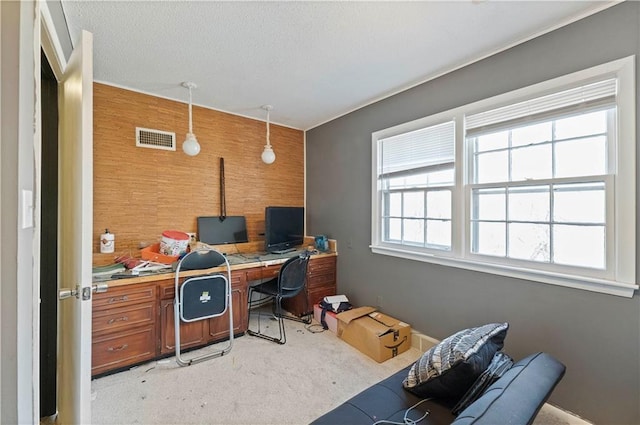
[91,316,590,425]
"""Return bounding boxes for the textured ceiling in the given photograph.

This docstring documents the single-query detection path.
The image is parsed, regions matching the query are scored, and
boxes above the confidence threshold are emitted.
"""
[61,1,613,130]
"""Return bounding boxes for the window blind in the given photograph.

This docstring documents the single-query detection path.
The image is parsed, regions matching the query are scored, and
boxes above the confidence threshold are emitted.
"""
[466,78,617,137]
[379,120,454,178]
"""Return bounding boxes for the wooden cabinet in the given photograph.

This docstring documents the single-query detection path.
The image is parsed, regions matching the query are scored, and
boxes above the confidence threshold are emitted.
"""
[92,284,156,376]
[283,255,337,317]
[92,253,337,376]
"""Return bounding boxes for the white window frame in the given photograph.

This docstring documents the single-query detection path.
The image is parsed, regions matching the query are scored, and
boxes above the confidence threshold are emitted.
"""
[371,56,637,298]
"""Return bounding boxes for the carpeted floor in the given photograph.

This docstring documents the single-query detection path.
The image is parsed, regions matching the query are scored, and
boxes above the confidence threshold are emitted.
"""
[91,315,590,425]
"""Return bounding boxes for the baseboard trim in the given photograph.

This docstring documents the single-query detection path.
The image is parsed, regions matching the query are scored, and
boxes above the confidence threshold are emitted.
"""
[410,330,439,352]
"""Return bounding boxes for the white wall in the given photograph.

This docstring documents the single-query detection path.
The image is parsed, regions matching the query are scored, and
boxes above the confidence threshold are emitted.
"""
[1,1,36,423]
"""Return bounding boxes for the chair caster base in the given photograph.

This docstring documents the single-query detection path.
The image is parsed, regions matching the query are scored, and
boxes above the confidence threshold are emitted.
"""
[277,312,312,325]
[246,329,286,345]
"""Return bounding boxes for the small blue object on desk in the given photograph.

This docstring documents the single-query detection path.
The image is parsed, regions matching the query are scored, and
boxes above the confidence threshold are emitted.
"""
[315,235,329,251]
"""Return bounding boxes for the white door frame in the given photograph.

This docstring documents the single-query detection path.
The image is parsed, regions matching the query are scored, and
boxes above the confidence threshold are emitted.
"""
[38,2,94,424]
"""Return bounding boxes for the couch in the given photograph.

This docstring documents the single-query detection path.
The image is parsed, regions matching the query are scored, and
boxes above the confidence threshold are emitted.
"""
[311,352,566,425]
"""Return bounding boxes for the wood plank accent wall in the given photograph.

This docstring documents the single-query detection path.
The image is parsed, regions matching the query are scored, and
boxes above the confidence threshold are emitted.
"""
[93,83,304,265]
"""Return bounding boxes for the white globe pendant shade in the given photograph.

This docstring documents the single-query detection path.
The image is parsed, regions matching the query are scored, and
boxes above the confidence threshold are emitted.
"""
[183,133,200,156]
[261,145,276,164]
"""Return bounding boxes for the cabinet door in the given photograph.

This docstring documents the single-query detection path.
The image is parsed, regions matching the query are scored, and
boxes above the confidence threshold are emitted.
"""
[208,271,247,341]
[159,299,208,354]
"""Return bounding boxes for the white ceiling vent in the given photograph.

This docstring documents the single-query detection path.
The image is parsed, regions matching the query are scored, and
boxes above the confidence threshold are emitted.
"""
[136,127,176,151]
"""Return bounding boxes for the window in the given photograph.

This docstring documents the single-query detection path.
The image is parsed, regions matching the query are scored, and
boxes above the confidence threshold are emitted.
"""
[378,121,454,251]
[372,57,637,297]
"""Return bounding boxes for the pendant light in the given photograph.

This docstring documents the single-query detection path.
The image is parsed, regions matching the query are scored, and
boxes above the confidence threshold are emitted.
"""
[182,81,200,156]
[261,105,276,164]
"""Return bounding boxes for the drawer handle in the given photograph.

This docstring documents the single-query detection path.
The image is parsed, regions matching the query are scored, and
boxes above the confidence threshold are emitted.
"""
[107,316,129,324]
[108,295,128,304]
[107,344,128,352]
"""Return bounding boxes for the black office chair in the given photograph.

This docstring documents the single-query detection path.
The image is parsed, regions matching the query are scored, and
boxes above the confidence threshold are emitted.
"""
[174,248,232,366]
[246,252,312,344]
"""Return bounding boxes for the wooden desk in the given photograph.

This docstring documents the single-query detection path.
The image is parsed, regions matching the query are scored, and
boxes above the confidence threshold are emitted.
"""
[91,250,337,377]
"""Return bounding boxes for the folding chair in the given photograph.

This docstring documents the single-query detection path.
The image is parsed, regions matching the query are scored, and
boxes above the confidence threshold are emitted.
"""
[174,248,232,366]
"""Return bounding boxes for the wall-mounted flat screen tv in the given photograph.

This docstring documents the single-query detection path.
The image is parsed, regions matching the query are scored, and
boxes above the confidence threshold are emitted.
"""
[264,206,304,254]
[197,216,248,245]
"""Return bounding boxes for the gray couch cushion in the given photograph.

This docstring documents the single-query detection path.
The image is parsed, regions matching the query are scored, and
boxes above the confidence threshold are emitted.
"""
[451,352,566,425]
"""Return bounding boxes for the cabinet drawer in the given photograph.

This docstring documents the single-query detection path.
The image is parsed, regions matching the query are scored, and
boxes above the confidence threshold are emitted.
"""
[246,265,280,282]
[307,272,335,289]
[92,325,155,376]
[93,284,155,310]
[92,302,155,334]
[308,256,336,275]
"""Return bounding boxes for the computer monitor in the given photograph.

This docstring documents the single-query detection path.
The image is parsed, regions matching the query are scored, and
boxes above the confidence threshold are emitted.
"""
[197,216,248,245]
[264,206,304,254]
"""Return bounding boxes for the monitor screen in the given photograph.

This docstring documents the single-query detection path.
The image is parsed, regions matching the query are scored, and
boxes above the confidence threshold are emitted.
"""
[197,216,249,245]
[264,206,304,253]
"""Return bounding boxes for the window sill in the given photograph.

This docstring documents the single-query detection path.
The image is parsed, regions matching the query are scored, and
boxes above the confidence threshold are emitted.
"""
[370,245,638,298]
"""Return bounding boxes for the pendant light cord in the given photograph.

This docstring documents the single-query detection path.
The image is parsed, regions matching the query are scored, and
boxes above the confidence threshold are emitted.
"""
[266,107,271,147]
[188,86,193,134]
[220,157,226,221]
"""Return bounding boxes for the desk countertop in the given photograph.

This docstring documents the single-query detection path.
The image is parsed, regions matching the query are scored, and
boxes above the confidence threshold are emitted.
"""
[94,249,337,288]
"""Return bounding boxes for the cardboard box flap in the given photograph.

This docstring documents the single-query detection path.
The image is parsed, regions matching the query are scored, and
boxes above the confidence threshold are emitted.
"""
[368,311,402,328]
[336,306,377,325]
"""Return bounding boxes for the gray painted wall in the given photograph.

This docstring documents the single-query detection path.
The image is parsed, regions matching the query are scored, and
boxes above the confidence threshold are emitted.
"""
[306,3,640,424]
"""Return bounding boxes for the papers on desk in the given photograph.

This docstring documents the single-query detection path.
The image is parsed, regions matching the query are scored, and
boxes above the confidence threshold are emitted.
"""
[92,263,126,277]
[92,260,172,281]
[130,261,172,275]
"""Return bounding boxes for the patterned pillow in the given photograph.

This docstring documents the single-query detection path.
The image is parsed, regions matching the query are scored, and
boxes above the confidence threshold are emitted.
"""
[402,322,509,400]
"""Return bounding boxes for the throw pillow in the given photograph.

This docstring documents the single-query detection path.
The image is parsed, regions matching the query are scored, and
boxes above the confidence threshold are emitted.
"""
[451,351,514,415]
[402,322,509,400]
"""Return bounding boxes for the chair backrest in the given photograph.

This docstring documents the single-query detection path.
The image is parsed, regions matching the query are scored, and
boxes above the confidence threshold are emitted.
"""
[279,253,310,294]
[180,274,228,321]
[176,248,231,322]
[178,249,227,271]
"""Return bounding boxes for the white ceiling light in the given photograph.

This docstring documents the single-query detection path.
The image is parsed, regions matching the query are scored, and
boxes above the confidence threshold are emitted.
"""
[261,105,275,164]
[182,81,201,156]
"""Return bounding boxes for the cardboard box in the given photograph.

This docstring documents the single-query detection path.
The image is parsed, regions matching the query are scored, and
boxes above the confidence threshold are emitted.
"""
[336,306,411,363]
[313,303,338,333]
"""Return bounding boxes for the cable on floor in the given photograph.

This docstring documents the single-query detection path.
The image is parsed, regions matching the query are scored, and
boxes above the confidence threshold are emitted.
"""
[304,323,326,333]
[371,398,431,425]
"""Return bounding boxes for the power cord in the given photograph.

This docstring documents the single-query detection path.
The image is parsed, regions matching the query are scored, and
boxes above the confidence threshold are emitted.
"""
[304,322,326,334]
[371,398,431,425]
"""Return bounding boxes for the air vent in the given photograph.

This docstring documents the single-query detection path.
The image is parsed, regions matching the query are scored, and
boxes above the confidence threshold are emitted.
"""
[136,127,176,151]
